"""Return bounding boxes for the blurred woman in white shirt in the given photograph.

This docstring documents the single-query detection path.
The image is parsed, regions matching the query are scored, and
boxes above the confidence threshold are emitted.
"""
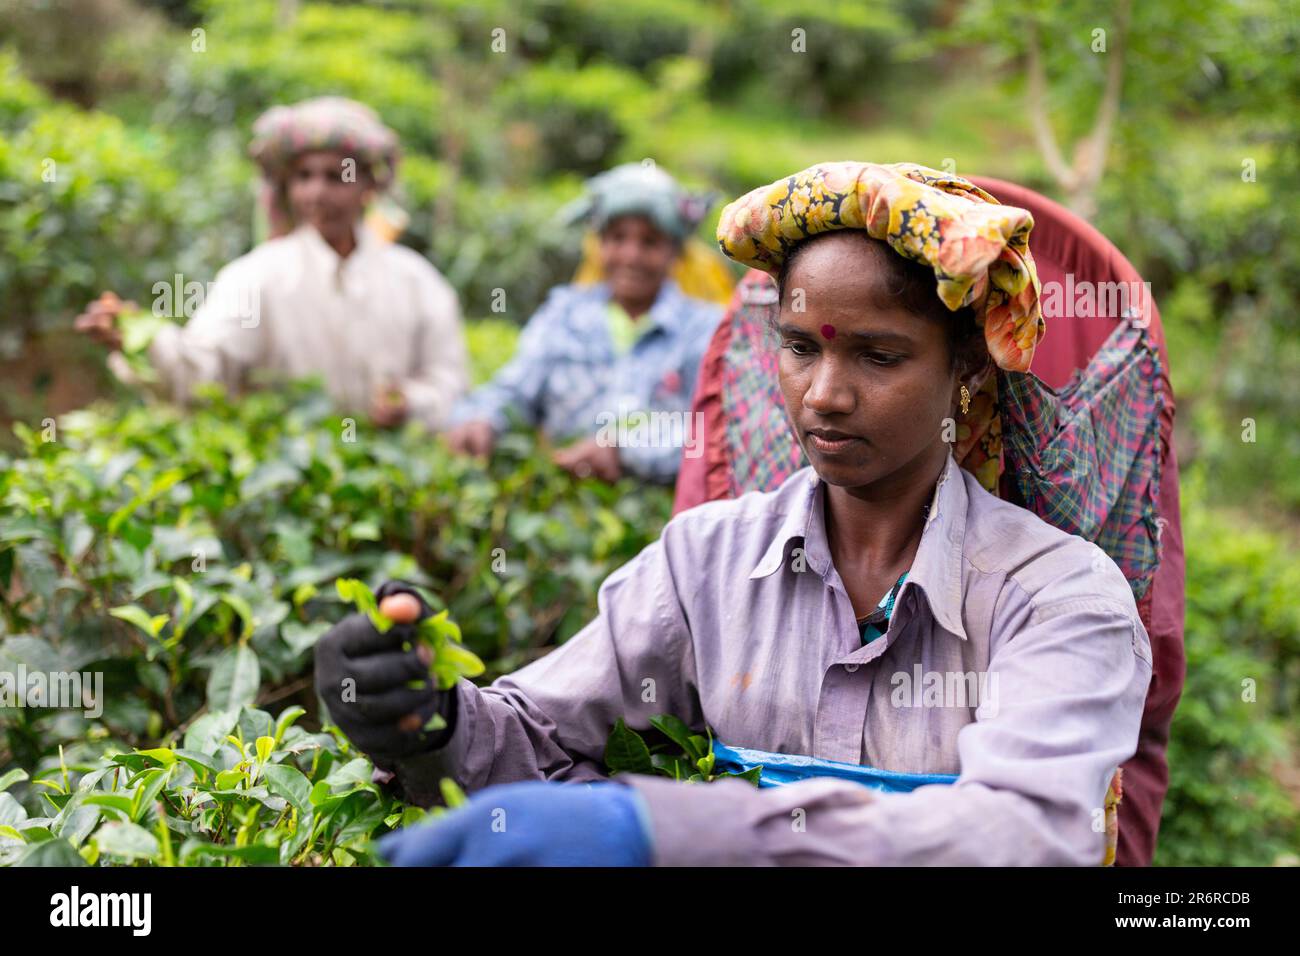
[76,96,468,430]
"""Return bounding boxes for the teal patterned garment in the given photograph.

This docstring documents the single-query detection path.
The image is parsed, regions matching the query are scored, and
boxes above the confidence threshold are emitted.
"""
[858,570,909,645]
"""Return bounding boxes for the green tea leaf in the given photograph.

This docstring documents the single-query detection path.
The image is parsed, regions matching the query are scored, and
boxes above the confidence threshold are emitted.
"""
[281,620,329,655]
[82,794,134,819]
[307,780,332,808]
[273,705,306,744]
[172,576,195,620]
[206,645,260,710]
[16,838,87,867]
[0,769,29,794]
[439,778,468,809]
[109,604,168,638]
[135,748,178,767]
[686,735,711,762]
[219,593,256,640]
[130,768,170,822]
[724,767,764,787]
[262,764,312,811]
[416,609,485,689]
[291,582,318,608]
[214,769,246,791]
[335,577,393,633]
[648,714,697,754]
[183,709,240,753]
[118,309,170,355]
[180,841,278,866]
[603,718,654,775]
[172,750,217,782]
[95,821,160,861]
[0,793,29,827]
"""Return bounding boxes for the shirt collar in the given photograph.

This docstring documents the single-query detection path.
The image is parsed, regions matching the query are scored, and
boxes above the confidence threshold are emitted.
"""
[903,451,970,641]
[748,469,822,581]
[597,279,688,336]
[294,220,376,271]
[748,451,970,641]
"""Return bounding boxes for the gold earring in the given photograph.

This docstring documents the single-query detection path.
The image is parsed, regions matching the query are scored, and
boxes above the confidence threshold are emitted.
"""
[959,385,971,415]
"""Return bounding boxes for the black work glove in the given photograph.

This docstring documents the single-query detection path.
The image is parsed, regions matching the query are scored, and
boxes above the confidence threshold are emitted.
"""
[314,580,458,765]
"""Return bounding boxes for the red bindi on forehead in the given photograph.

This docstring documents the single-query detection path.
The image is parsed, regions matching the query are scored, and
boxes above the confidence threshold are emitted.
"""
[820,324,837,340]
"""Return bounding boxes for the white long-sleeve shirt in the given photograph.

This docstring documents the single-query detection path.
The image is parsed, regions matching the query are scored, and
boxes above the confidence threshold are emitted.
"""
[136,223,468,430]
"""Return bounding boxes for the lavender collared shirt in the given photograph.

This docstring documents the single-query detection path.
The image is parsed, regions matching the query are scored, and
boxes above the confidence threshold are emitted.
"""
[394,450,1153,865]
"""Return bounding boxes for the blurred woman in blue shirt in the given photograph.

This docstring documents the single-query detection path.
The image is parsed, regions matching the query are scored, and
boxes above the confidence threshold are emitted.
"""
[443,163,725,484]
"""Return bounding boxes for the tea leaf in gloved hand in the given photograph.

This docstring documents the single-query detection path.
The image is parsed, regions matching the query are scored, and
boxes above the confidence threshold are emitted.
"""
[420,609,485,690]
[335,577,393,632]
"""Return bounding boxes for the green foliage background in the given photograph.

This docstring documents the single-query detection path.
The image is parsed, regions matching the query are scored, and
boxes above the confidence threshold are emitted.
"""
[0,0,1297,865]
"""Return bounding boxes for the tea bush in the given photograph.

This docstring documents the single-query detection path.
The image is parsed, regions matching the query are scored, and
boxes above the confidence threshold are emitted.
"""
[0,702,731,867]
[0,381,672,802]
[0,704,427,867]
[606,714,761,785]
[0,52,186,343]
[3,388,1299,865]
[158,0,448,157]
[1153,467,1300,866]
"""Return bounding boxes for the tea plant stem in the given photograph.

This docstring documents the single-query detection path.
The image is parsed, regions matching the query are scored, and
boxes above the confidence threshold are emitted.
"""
[160,789,187,820]
[320,830,340,866]
[255,675,312,708]
[161,670,179,727]
[156,803,175,867]
[294,819,327,866]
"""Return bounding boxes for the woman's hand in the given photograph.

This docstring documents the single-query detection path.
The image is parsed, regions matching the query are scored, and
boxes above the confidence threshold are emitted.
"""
[552,437,622,483]
[370,383,409,428]
[73,291,128,351]
[313,581,453,762]
[443,419,495,459]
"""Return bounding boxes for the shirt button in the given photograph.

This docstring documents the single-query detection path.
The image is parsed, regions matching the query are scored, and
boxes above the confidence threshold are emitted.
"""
[843,663,859,673]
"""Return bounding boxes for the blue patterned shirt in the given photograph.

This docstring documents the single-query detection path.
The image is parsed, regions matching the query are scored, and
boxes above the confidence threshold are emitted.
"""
[450,281,723,482]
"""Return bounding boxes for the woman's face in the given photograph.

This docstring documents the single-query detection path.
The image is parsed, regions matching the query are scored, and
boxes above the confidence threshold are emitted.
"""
[777,233,961,491]
[598,214,679,306]
[286,149,373,242]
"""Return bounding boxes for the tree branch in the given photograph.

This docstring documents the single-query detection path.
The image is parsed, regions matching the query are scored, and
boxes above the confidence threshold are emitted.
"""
[1074,0,1132,202]
[1026,18,1078,194]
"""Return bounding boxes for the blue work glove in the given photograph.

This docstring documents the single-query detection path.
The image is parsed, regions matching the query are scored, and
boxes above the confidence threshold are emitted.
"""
[378,781,654,867]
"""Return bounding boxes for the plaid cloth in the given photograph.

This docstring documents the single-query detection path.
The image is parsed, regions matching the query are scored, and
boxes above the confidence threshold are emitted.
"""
[718,271,1164,601]
[1001,321,1165,600]
[721,274,805,494]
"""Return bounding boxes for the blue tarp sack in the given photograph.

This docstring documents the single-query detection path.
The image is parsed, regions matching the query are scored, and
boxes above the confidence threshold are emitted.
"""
[711,741,957,793]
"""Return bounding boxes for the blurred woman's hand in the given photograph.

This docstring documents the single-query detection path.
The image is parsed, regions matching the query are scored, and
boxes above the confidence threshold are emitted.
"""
[73,291,129,351]
[370,382,409,428]
[553,437,622,483]
[443,419,495,459]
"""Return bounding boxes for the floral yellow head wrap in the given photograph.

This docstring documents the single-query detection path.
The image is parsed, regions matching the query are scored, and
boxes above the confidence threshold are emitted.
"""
[715,162,1047,491]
